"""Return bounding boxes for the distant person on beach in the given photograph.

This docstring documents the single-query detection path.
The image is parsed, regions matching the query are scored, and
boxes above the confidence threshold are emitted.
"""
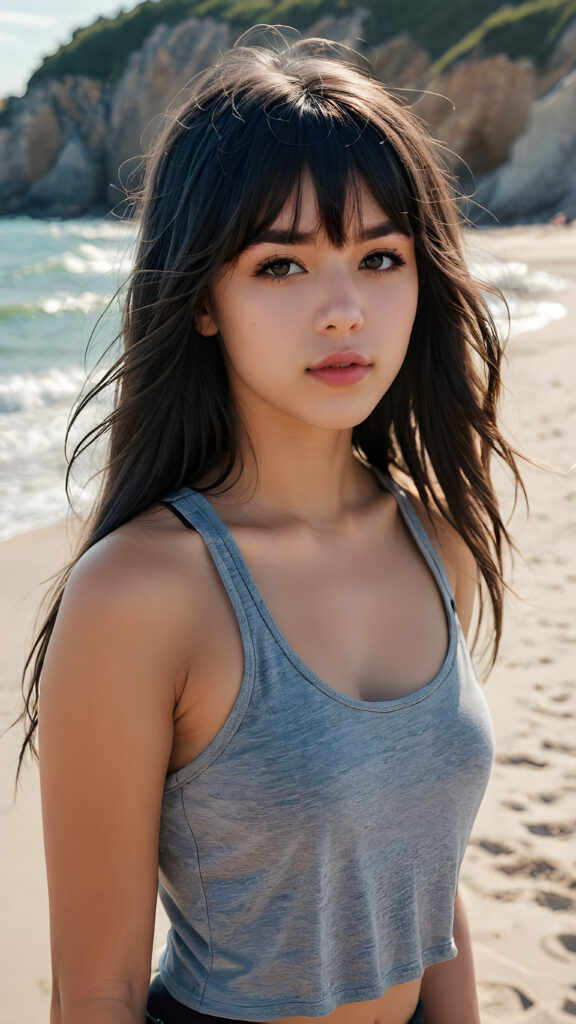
[15,24,525,1024]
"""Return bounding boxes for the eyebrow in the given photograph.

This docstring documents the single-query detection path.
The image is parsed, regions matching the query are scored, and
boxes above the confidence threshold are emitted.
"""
[246,219,408,248]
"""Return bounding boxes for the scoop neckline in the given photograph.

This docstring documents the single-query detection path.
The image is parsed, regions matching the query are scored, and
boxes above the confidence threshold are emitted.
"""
[181,473,458,713]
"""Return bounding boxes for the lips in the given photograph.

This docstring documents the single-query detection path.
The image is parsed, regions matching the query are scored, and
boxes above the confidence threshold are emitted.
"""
[306,363,372,387]
[308,350,371,371]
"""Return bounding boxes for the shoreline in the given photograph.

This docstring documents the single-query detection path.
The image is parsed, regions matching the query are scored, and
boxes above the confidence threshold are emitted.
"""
[1,222,575,1023]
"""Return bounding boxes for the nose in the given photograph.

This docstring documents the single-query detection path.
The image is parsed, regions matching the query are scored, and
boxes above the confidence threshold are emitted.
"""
[314,275,364,334]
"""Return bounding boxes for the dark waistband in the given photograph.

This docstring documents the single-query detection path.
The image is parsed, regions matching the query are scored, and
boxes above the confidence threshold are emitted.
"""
[147,975,425,1024]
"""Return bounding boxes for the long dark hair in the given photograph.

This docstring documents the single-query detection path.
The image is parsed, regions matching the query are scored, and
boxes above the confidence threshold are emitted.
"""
[13,24,524,786]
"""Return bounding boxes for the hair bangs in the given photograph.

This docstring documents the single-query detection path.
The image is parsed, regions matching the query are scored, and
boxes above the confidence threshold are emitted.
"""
[305,120,415,245]
[213,101,414,267]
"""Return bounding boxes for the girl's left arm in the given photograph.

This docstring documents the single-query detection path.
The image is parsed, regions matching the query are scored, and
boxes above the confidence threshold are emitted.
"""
[412,498,483,1023]
[419,888,481,1024]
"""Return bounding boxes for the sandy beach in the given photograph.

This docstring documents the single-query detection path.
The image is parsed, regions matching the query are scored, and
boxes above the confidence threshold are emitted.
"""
[1,222,575,1023]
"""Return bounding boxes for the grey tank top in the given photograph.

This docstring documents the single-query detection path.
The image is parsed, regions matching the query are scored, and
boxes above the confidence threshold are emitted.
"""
[156,471,495,1019]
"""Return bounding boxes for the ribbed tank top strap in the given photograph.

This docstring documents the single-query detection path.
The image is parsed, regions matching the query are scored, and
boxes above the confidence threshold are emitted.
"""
[371,469,457,613]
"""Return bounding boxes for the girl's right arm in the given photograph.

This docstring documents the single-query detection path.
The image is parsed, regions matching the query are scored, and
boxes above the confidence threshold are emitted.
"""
[38,532,192,1024]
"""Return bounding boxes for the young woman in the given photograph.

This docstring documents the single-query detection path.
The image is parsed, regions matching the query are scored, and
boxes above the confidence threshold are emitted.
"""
[16,24,524,1024]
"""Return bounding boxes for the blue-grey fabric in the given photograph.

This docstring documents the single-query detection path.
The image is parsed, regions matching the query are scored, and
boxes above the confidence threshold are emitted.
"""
[156,471,495,1020]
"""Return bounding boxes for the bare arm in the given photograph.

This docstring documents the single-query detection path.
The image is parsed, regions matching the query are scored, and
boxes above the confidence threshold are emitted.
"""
[39,533,190,1024]
[419,888,481,1024]
[410,496,482,1020]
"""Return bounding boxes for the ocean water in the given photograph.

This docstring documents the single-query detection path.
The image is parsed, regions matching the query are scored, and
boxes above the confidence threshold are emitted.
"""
[0,216,569,541]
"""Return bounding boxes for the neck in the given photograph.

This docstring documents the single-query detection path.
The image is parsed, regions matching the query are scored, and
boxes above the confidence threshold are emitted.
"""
[204,422,382,530]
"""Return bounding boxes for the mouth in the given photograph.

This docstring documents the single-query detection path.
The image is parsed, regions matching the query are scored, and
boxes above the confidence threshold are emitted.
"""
[316,361,355,368]
[308,350,371,372]
[305,362,372,387]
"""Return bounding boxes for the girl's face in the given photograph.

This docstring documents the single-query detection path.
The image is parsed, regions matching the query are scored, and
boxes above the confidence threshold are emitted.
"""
[196,173,418,435]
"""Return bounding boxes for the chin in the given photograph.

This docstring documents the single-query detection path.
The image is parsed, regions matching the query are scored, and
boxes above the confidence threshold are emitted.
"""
[302,407,379,431]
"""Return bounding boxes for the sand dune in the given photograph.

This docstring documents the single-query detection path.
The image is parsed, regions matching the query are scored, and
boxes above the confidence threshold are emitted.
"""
[1,223,575,1022]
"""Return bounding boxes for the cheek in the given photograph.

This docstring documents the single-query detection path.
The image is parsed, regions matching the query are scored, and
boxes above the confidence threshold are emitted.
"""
[382,287,417,334]
[402,267,419,312]
[218,288,294,356]
[384,279,418,370]
[216,303,284,383]
[395,275,419,337]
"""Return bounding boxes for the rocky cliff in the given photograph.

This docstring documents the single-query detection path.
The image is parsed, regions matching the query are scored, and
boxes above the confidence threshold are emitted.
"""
[0,12,575,221]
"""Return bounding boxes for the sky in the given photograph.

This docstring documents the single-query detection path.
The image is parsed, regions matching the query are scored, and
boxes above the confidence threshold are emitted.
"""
[0,1,141,98]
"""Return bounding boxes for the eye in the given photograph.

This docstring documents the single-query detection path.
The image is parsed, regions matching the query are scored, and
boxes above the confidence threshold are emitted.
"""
[362,250,407,273]
[254,257,305,281]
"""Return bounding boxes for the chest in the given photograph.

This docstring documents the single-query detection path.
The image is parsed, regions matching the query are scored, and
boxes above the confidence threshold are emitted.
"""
[236,517,450,700]
[169,502,452,774]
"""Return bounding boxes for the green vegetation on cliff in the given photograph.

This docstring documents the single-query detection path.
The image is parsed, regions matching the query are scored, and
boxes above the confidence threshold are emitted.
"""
[27,0,576,89]
[431,0,576,73]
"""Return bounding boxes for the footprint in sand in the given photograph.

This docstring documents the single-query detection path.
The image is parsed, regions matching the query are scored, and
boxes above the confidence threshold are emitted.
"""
[541,932,576,963]
[496,754,549,768]
[524,821,576,838]
[537,708,574,720]
[536,891,575,911]
[501,799,528,811]
[549,688,572,702]
[497,854,574,886]
[529,702,574,719]
[478,981,534,1016]
[542,738,576,755]
[473,838,516,855]
[471,843,576,898]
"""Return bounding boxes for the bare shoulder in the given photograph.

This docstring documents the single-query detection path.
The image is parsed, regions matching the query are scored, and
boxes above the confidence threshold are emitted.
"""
[69,500,210,599]
[395,477,478,635]
[59,502,213,702]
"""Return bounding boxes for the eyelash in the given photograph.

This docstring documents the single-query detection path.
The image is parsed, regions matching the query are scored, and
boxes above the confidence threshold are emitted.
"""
[254,250,407,283]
